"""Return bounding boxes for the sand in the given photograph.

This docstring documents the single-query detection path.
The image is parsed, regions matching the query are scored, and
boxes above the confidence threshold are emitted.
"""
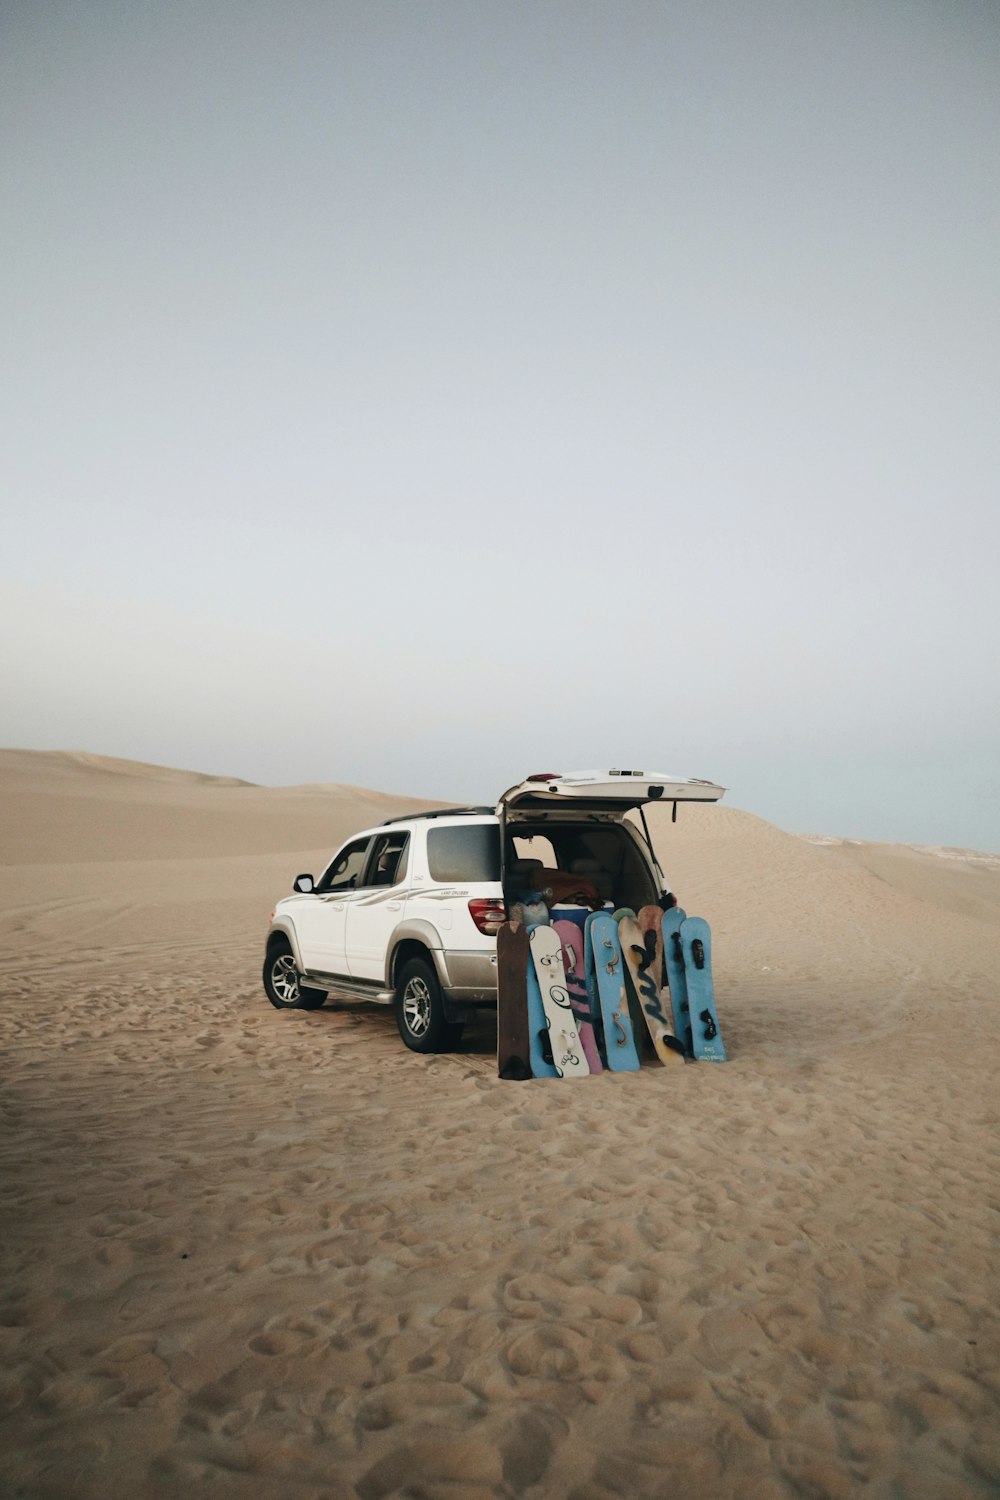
[1,751,998,1500]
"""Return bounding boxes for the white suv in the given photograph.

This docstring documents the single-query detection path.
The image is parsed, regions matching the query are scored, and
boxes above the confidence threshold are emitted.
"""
[262,769,724,1052]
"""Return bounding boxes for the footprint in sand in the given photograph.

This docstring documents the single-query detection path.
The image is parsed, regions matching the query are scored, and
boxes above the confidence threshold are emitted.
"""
[38,1373,124,1412]
[503,1323,603,1381]
[356,1438,502,1500]
[352,1375,478,1432]
[247,1317,321,1357]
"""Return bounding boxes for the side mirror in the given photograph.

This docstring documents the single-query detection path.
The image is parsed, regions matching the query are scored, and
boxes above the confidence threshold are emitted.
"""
[293,873,315,893]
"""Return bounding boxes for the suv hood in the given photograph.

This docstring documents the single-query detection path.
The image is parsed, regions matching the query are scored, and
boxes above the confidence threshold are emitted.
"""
[497,769,726,817]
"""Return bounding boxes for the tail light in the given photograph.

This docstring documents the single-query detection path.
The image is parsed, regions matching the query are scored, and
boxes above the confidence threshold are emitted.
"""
[527,772,561,782]
[469,898,506,935]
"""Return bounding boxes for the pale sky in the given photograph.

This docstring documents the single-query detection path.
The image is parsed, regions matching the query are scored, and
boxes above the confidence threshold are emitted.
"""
[3,0,998,849]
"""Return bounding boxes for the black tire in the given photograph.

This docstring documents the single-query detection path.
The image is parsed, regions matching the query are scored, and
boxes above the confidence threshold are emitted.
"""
[395,956,463,1053]
[263,940,327,1011]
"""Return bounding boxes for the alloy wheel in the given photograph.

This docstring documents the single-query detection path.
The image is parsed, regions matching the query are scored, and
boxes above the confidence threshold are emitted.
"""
[271,953,301,1004]
[402,975,432,1038]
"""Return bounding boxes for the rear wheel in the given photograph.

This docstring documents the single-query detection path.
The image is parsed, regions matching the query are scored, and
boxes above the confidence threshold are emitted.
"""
[263,940,326,1010]
[395,957,463,1053]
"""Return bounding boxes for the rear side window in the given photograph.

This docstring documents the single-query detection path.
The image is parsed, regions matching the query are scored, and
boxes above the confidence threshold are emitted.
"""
[426,824,501,883]
[365,832,410,888]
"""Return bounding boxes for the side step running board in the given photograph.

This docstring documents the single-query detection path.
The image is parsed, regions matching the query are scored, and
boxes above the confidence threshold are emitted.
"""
[304,973,394,1006]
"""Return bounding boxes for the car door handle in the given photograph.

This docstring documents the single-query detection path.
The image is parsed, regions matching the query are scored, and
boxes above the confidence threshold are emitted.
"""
[386,901,402,911]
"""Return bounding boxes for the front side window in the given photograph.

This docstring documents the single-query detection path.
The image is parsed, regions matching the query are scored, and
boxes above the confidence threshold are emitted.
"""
[318,837,371,892]
[426,823,501,883]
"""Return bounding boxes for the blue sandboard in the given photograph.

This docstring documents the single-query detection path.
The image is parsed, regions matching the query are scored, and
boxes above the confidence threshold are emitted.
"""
[525,922,558,1077]
[584,911,641,1072]
[679,916,727,1062]
[661,907,690,1056]
[583,914,604,1061]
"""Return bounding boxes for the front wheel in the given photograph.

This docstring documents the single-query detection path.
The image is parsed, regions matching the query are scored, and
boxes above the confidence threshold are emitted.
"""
[395,957,463,1053]
[263,941,327,1010]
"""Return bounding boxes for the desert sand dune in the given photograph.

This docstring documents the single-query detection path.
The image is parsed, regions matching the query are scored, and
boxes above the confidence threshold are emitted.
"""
[1,752,998,1500]
[0,748,443,865]
[802,833,1000,934]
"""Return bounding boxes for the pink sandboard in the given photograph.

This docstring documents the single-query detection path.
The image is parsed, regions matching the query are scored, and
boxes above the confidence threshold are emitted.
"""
[553,919,603,1074]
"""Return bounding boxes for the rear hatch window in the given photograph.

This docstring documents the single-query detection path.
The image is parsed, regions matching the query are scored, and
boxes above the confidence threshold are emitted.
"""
[426,824,501,883]
[505,822,657,910]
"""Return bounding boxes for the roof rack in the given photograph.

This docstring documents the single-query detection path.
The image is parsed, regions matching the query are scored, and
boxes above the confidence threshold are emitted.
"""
[380,805,495,826]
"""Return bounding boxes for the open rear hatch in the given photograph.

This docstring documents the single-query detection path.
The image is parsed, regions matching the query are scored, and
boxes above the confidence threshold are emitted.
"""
[497,769,726,912]
[497,769,726,818]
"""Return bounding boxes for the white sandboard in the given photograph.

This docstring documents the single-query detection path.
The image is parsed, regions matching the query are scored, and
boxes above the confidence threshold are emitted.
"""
[528,924,590,1078]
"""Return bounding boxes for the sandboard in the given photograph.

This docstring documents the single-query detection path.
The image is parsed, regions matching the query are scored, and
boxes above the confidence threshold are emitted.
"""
[619,914,687,1065]
[680,917,727,1062]
[553,920,603,1073]
[525,929,559,1078]
[612,908,651,1054]
[496,921,532,1080]
[528,923,590,1078]
[661,906,691,1056]
[637,905,666,989]
[639,902,687,1060]
[584,911,640,1072]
